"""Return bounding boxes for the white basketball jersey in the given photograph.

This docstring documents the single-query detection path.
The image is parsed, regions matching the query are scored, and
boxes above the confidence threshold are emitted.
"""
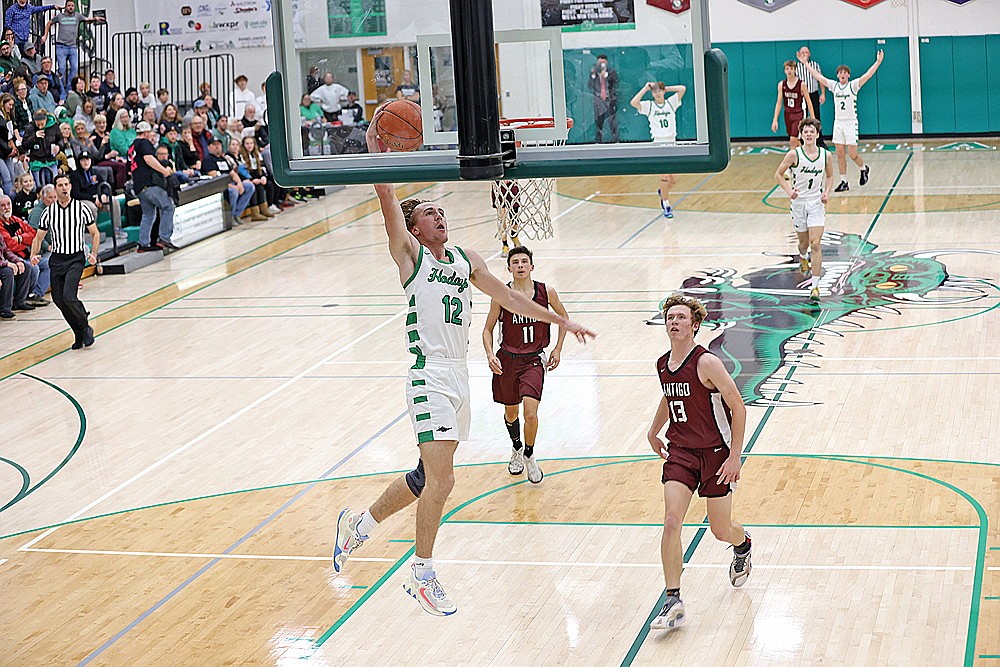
[640,94,681,142]
[403,245,473,362]
[827,78,860,122]
[791,146,827,201]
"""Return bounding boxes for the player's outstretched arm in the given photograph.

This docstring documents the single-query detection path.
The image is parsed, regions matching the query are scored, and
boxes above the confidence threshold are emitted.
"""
[545,285,570,370]
[857,49,884,90]
[647,396,671,459]
[366,117,419,277]
[482,299,503,375]
[699,354,746,485]
[797,54,827,90]
[629,83,652,111]
[775,150,798,197]
[771,81,784,132]
[664,84,686,102]
[465,249,596,344]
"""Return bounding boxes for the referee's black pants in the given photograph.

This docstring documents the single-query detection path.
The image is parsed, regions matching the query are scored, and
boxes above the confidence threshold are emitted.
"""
[809,91,827,148]
[49,252,89,335]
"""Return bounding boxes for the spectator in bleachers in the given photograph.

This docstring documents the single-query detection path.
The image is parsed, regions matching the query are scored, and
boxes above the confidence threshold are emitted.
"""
[188,115,211,163]
[0,94,17,196]
[152,144,183,199]
[204,137,254,226]
[0,220,33,318]
[26,183,53,299]
[129,121,176,252]
[240,103,259,134]
[255,81,267,120]
[4,0,57,50]
[20,43,42,76]
[138,82,155,110]
[211,115,231,143]
[202,94,220,128]
[12,172,35,218]
[160,125,196,179]
[86,74,105,113]
[28,75,56,114]
[64,76,85,115]
[154,87,170,119]
[54,121,75,173]
[141,106,158,142]
[22,109,60,186]
[1,28,17,53]
[33,57,63,103]
[70,150,122,239]
[156,103,180,136]
[232,74,254,119]
[104,92,124,119]
[341,90,364,125]
[198,81,219,114]
[0,42,20,76]
[109,108,135,157]
[226,118,243,144]
[310,72,348,123]
[306,66,321,94]
[42,0,103,93]
[238,135,274,218]
[73,97,95,132]
[0,192,45,305]
[79,115,125,191]
[12,77,30,129]
[122,87,143,124]
[99,69,120,97]
[178,125,202,174]
[90,112,113,156]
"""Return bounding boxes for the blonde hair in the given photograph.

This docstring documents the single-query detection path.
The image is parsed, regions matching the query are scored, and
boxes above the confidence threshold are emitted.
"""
[400,198,431,231]
[660,294,708,332]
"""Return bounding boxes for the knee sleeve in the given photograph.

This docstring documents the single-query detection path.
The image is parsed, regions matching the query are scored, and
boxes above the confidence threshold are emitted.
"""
[405,458,426,497]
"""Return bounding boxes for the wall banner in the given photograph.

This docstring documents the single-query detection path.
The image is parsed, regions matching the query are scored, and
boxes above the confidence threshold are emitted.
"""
[541,0,636,32]
[136,0,273,51]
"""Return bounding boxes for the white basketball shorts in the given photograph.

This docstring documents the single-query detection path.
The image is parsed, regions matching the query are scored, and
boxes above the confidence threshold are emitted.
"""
[832,120,859,146]
[791,198,826,233]
[405,358,471,444]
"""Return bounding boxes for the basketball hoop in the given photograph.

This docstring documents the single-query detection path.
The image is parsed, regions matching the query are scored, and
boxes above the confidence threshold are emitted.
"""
[492,117,573,242]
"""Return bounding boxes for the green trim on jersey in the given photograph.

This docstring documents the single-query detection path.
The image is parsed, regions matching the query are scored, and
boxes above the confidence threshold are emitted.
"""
[406,312,417,325]
[413,395,428,404]
[402,247,424,289]
[409,346,425,369]
[417,430,435,443]
[407,330,420,343]
[454,245,472,275]
[411,379,426,386]
[415,412,431,422]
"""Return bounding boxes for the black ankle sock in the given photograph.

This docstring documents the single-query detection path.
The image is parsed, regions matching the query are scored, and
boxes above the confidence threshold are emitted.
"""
[523,445,534,459]
[666,588,680,598]
[505,419,522,448]
[734,537,751,555]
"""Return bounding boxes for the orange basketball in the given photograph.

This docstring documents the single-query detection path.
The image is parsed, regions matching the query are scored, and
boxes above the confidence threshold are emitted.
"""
[375,100,424,151]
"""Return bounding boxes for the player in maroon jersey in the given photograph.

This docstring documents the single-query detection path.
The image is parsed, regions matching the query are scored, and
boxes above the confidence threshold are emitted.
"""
[645,294,752,632]
[482,246,569,483]
[772,60,815,150]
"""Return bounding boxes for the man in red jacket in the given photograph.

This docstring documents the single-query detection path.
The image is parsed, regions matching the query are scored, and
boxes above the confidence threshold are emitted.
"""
[0,194,47,310]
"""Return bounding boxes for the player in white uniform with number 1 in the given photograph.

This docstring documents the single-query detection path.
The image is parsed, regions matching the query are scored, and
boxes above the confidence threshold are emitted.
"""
[799,49,883,193]
[774,118,833,302]
[331,110,595,618]
[630,81,686,218]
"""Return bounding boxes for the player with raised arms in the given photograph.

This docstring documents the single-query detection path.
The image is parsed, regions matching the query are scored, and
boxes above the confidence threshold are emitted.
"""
[630,81,686,219]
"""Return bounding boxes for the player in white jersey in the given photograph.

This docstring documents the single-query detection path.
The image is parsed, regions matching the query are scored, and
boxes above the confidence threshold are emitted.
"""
[799,49,883,192]
[774,118,833,302]
[332,108,596,617]
[630,81,686,218]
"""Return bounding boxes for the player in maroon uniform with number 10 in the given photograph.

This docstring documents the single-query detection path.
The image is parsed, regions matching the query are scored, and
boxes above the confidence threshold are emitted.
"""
[646,294,752,631]
[483,246,569,483]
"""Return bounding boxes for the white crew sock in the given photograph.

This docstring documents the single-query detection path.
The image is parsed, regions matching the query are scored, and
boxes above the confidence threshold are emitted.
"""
[413,558,434,579]
[357,509,379,537]
[810,275,820,288]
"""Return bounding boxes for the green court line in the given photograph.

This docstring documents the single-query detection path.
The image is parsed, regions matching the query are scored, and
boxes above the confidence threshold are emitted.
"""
[0,456,30,509]
[311,458,638,648]
[979,656,1000,660]
[387,539,415,543]
[985,597,1000,601]
[0,374,87,512]
[991,547,1000,551]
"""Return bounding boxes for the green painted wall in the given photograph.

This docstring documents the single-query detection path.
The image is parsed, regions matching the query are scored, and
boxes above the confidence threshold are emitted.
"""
[562,34,998,140]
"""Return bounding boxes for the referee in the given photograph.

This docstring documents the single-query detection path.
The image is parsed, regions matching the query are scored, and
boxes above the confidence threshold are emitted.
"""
[29,173,99,350]
[795,45,827,149]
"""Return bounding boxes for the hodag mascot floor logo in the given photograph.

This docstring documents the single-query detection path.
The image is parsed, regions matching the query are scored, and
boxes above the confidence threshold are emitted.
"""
[646,231,999,406]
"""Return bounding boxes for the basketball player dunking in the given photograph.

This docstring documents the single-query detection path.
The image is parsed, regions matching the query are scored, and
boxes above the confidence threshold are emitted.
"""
[333,114,595,617]
[646,294,752,631]
[771,60,815,150]
[482,246,570,483]
[799,49,883,192]
[774,118,833,302]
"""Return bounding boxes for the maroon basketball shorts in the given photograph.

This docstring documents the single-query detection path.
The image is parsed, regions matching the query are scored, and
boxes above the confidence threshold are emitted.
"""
[661,443,733,498]
[785,113,804,137]
[492,349,545,405]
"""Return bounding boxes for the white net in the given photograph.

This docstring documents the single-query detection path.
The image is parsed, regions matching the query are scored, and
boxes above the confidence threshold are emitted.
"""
[492,118,571,242]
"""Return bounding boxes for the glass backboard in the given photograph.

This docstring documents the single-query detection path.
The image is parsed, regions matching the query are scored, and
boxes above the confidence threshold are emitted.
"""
[266,0,728,185]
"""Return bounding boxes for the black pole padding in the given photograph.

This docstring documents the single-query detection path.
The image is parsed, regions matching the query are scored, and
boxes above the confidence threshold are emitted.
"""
[449,0,504,180]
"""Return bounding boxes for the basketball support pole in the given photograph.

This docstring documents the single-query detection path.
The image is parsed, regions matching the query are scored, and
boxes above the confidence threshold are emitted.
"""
[450,0,504,180]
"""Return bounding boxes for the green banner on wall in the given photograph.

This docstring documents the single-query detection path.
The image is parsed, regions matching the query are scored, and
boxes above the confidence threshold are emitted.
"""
[541,0,636,32]
[328,0,387,38]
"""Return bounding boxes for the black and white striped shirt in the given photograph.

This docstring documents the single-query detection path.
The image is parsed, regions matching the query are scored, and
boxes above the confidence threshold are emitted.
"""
[39,199,95,254]
[796,60,823,94]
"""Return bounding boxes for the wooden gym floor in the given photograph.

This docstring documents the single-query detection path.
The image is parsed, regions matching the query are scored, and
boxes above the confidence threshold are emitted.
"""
[1,140,998,666]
